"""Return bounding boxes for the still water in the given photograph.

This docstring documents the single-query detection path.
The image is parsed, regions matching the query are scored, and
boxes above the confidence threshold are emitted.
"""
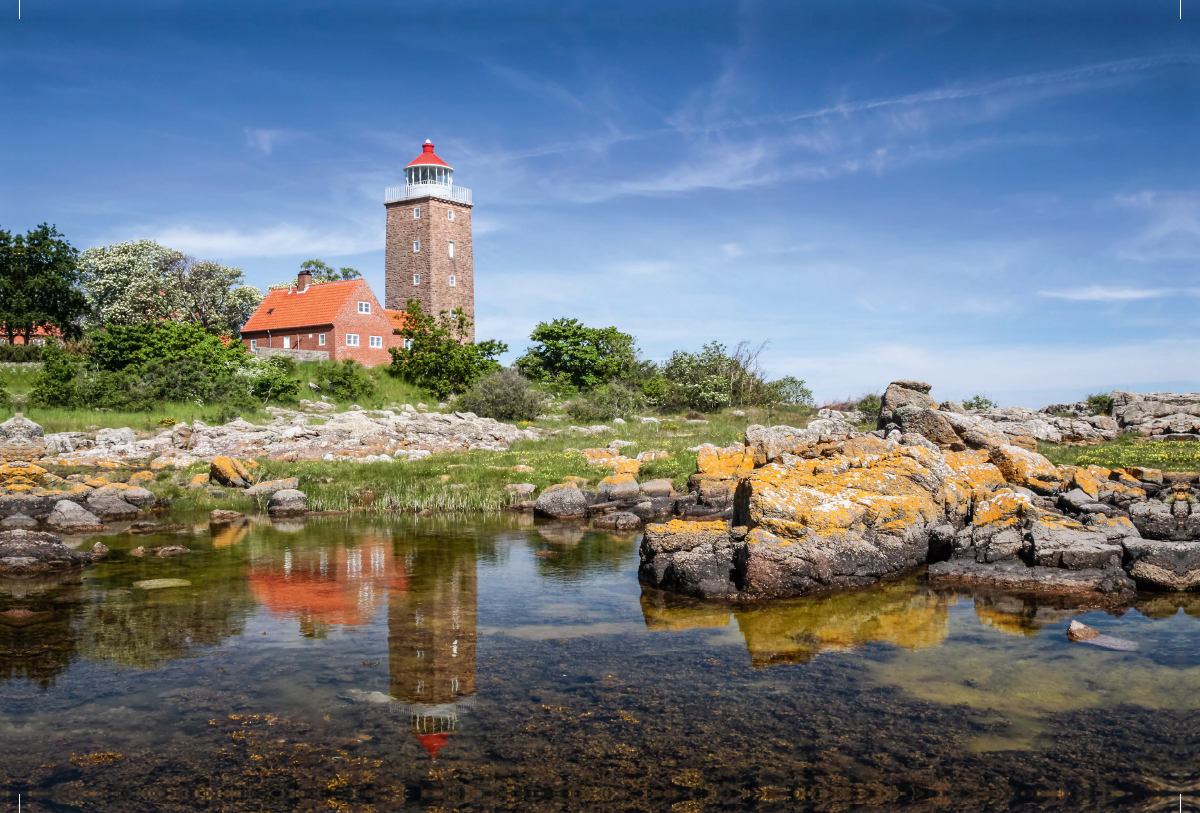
[1,513,1198,811]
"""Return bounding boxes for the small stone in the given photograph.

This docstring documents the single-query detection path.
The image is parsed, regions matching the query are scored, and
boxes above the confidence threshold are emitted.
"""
[155,545,190,558]
[210,509,245,524]
[1067,620,1099,641]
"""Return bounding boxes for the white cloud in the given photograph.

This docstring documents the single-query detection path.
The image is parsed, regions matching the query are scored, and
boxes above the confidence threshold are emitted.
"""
[1038,286,1173,301]
[1110,191,1200,262]
[244,128,290,156]
[721,243,743,258]
[149,224,377,258]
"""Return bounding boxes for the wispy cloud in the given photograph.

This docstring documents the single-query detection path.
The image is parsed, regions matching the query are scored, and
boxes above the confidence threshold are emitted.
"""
[149,224,376,258]
[244,128,292,156]
[1110,191,1200,262]
[1038,285,1174,301]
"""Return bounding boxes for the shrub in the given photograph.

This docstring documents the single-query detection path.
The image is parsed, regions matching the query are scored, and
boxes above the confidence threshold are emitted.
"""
[457,369,545,422]
[564,381,647,422]
[963,395,998,410]
[770,376,815,407]
[856,393,882,416]
[515,318,640,391]
[1086,393,1113,417]
[244,356,301,402]
[28,345,78,407]
[0,343,43,362]
[315,360,376,402]
[685,410,706,421]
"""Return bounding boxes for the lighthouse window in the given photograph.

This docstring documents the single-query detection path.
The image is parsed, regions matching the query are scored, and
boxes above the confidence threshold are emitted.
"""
[448,241,454,258]
[413,207,420,218]
[449,275,456,287]
[413,274,420,285]
[447,209,454,221]
[413,240,420,252]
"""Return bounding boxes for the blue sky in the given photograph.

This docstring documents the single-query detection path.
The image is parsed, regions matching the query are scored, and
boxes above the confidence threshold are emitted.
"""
[2,0,1196,406]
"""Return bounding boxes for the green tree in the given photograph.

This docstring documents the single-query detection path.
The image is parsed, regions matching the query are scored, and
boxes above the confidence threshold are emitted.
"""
[28,345,79,407]
[89,322,249,374]
[515,318,640,393]
[0,224,89,343]
[963,394,999,410]
[661,342,734,411]
[300,259,362,283]
[388,300,506,400]
[769,376,815,407]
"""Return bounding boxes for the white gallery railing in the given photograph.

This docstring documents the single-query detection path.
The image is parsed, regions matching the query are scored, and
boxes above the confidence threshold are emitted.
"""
[384,183,473,204]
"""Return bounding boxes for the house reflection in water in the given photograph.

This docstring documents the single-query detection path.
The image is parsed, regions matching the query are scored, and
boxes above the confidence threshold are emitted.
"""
[248,536,399,638]
[387,545,477,760]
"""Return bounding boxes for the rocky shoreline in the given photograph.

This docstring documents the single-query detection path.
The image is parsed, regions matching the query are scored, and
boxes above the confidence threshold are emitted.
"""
[639,380,1199,606]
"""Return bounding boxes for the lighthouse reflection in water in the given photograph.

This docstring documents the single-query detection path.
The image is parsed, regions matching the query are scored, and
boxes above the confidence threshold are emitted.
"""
[249,530,476,760]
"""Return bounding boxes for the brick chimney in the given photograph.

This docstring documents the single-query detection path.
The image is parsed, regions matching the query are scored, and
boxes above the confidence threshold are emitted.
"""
[297,269,312,292]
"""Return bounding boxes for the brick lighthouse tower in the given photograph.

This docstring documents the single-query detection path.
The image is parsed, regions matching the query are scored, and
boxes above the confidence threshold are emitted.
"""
[384,140,475,341]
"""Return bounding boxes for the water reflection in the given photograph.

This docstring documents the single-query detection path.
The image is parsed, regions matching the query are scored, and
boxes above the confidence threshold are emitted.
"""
[387,543,477,759]
[0,573,85,688]
[642,579,950,667]
[249,533,397,636]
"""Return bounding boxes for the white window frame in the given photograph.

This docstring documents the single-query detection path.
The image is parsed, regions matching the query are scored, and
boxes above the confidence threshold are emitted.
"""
[403,338,414,350]
[449,275,456,287]
[282,336,290,349]
[413,206,420,219]
[369,335,383,349]
[358,301,371,314]
[448,240,454,258]
[413,240,420,252]
[447,209,454,221]
[250,339,257,351]
[346,333,360,347]
[413,274,420,285]
[318,333,325,346]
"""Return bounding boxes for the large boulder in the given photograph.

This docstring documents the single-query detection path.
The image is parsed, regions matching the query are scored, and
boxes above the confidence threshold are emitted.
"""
[45,500,107,533]
[210,456,253,489]
[267,489,308,517]
[987,444,1062,495]
[120,487,157,508]
[877,380,937,428]
[0,529,107,575]
[86,492,139,521]
[1123,537,1200,590]
[639,520,740,598]
[534,483,588,519]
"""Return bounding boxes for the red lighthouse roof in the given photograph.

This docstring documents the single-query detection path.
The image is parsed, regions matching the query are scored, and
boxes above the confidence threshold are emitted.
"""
[405,140,452,170]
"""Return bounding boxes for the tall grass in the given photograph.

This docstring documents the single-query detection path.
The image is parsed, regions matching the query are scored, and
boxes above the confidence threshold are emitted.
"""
[1041,436,1200,472]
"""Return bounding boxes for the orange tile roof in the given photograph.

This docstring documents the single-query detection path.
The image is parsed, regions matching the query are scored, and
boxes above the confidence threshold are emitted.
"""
[242,280,363,332]
[383,309,411,332]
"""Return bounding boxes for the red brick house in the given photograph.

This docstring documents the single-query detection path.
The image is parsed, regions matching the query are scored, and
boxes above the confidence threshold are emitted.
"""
[240,271,408,366]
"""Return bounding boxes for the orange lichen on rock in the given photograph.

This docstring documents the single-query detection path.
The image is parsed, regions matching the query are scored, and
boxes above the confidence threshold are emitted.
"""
[970,490,1032,528]
[944,450,1007,492]
[151,454,200,470]
[0,462,51,487]
[129,471,155,483]
[987,444,1062,495]
[636,450,670,463]
[696,444,755,480]
[210,456,253,488]
[743,449,946,537]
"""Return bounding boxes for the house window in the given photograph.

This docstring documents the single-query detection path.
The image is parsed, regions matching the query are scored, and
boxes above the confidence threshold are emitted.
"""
[447,209,454,221]
[358,301,371,314]
[250,339,257,351]
[318,333,325,346]
[413,240,420,252]
[448,240,454,258]
[346,333,360,347]
[369,335,382,349]
[449,275,456,287]
[413,274,420,285]
[403,338,414,350]
[282,336,290,349]
[413,207,420,219]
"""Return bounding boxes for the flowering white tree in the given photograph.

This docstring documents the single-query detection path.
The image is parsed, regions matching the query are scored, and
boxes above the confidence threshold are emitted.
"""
[77,240,262,335]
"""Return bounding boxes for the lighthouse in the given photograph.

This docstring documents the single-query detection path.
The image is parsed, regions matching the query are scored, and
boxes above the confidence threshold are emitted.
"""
[384,140,476,342]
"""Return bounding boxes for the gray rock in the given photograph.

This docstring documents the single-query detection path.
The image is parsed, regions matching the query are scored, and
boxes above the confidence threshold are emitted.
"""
[928,559,1135,602]
[878,380,937,428]
[45,501,106,531]
[608,439,636,449]
[95,427,137,446]
[598,477,640,502]
[0,529,108,575]
[640,480,673,498]
[1130,501,1177,539]
[121,487,157,508]
[86,493,139,521]
[1028,522,1122,570]
[1123,536,1200,590]
[593,512,641,531]
[534,484,587,519]
[0,513,37,528]
[245,477,300,496]
[267,489,308,517]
